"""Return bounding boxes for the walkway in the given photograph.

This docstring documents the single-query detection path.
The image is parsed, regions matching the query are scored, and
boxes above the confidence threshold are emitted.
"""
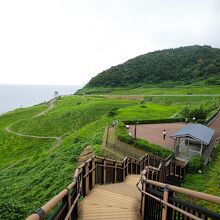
[78,175,141,220]
[128,122,186,150]
[203,111,220,164]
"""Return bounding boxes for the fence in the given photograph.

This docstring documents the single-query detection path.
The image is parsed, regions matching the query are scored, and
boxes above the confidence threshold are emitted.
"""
[27,152,186,220]
[138,168,220,220]
[26,155,143,220]
[205,108,220,126]
[105,125,146,159]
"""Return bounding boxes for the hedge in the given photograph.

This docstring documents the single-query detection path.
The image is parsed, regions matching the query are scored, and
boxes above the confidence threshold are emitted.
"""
[122,118,183,125]
[116,122,172,158]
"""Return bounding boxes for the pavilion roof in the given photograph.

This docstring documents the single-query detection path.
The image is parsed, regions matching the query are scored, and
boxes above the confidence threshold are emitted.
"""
[170,124,215,145]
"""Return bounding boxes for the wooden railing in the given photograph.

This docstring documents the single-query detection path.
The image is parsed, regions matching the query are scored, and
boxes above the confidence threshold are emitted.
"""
[138,169,220,220]
[26,153,188,220]
[26,155,141,220]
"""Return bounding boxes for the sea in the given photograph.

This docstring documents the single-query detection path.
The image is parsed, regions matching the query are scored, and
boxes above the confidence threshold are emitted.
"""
[0,84,82,115]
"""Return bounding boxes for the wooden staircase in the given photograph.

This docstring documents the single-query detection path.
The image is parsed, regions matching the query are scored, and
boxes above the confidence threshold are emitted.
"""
[78,175,141,220]
[26,154,220,220]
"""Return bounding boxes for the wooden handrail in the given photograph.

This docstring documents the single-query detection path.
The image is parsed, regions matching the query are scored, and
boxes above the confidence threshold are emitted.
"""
[137,186,202,220]
[26,153,186,220]
[142,177,220,205]
[26,182,76,220]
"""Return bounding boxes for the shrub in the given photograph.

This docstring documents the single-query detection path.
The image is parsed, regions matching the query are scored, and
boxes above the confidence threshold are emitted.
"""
[116,122,172,158]
[180,105,208,121]
[123,118,182,125]
[106,108,118,117]
[92,144,102,156]
[116,122,134,144]
[188,156,204,173]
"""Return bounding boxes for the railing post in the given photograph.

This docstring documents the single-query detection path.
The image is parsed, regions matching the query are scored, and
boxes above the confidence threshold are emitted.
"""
[127,158,129,175]
[92,158,95,189]
[105,125,109,148]
[123,159,126,180]
[85,162,89,196]
[161,188,169,220]
[136,161,138,174]
[114,161,117,183]
[103,159,106,184]
[68,190,71,220]
[141,181,146,220]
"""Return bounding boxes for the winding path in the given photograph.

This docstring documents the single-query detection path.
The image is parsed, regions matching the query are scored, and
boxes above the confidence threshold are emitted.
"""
[5,98,62,152]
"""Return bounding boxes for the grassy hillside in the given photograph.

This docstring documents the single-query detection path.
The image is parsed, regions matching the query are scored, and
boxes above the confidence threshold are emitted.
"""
[0,104,55,169]
[0,96,140,219]
[0,94,219,219]
[79,85,220,95]
[1,95,184,219]
[82,45,220,89]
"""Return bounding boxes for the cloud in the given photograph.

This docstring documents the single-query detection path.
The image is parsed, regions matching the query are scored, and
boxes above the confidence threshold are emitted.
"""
[0,0,219,85]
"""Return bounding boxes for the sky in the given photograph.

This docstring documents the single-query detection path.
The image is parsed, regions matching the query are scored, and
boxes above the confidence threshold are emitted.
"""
[0,0,220,86]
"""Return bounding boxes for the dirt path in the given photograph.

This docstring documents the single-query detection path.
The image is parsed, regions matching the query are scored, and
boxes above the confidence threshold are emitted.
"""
[5,98,62,152]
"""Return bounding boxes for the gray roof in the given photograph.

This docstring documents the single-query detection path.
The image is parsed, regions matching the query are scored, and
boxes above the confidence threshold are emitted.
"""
[170,124,215,145]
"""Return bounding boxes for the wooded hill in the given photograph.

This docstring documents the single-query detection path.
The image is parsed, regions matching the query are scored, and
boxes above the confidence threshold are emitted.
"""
[84,45,220,88]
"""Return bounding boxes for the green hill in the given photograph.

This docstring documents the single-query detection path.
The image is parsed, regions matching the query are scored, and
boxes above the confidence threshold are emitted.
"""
[83,45,220,89]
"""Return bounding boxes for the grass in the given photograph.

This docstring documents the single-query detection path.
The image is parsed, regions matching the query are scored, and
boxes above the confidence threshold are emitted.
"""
[116,102,182,120]
[145,95,220,105]
[0,104,55,169]
[0,93,219,219]
[81,85,220,95]
[11,96,138,136]
[0,96,139,219]
[181,144,220,213]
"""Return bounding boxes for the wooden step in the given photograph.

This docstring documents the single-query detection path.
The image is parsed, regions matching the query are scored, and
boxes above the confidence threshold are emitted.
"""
[78,175,141,220]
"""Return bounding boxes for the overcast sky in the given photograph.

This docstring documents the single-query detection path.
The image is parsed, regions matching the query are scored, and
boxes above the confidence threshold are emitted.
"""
[0,0,219,85]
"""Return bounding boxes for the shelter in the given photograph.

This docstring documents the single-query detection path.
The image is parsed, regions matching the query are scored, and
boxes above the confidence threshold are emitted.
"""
[170,124,215,158]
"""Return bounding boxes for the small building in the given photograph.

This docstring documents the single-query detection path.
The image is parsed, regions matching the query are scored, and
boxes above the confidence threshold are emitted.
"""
[170,124,215,159]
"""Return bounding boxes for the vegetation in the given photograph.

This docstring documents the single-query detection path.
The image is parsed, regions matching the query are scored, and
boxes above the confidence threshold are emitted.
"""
[180,102,219,122]
[0,96,139,219]
[0,104,54,169]
[1,42,220,219]
[77,85,220,95]
[81,45,220,88]
[182,144,220,213]
[187,156,204,173]
[116,122,172,158]
[0,95,183,219]
[115,102,182,121]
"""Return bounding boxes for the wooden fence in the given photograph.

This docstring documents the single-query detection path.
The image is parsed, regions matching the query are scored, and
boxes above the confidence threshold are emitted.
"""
[26,153,188,220]
[27,155,142,220]
[138,168,220,220]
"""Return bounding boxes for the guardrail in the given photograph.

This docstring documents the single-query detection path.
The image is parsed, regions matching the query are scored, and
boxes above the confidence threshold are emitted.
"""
[26,153,187,220]
[137,169,220,220]
[26,155,142,220]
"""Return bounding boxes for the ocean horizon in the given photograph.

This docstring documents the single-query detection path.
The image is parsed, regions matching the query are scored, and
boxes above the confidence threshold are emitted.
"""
[0,84,82,115]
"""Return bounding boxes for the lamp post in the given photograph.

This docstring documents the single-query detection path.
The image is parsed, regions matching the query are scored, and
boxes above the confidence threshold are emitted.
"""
[134,118,138,139]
